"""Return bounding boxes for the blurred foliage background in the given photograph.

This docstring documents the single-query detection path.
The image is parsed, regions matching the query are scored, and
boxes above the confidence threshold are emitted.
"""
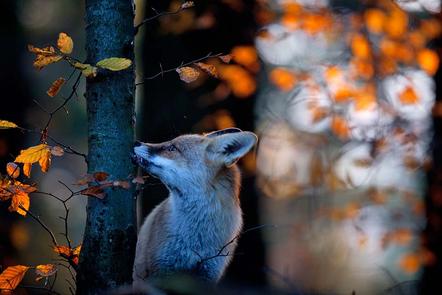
[0,0,441,294]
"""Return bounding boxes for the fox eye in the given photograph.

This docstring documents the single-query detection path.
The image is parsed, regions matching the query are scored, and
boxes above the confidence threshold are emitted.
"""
[167,144,177,152]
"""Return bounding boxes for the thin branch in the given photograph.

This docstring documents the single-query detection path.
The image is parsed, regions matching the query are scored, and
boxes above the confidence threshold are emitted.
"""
[134,3,194,34]
[20,206,58,247]
[136,52,223,85]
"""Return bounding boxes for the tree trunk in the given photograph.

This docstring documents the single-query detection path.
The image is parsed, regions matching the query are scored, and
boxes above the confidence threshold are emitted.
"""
[76,1,136,293]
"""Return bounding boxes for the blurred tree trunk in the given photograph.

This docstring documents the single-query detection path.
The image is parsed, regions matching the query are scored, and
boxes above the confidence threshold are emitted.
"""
[76,1,136,293]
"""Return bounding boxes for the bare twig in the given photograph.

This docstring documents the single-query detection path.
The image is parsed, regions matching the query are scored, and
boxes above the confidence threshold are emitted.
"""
[136,52,223,85]
[20,206,58,247]
[134,3,194,34]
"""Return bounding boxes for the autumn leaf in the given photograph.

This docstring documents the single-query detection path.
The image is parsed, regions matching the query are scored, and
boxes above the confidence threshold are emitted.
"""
[194,62,218,78]
[23,163,31,178]
[28,45,62,70]
[15,144,51,175]
[399,86,419,105]
[0,265,29,291]
[364,8,386,34]
[96,57,132,71]
[231,46,258,68]
[6,163,20,179]
[176,66,200,83]
[219,65,256,97]
[113,181,131,189]
[181,1,195,9]
[0,120,18,129]
[57,32,73,54]
[351,34,371,59]
[50,146,64,157]
[417,49,439,75]
[219,54,232,63]
[53,245,81,265]
[79,184,112,199]
[53,245,71,256]
[35,264,57,280]
[399,253,421,274]
[331,116,350,140]
[46,77,66,97]
[73,62,98,78]
[269,68,296,91]
[9,191,30,216]
[93,172,109,182]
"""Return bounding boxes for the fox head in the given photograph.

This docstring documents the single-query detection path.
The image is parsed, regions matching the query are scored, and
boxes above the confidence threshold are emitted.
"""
[132,128,257,192]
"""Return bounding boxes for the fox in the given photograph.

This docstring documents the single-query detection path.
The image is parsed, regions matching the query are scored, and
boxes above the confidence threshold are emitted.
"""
[131,128,258,285]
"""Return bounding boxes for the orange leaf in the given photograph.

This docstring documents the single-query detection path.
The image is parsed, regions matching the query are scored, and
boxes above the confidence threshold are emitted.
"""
[399,253,421,274]
[331,116,350,139]
[9,191,30,216]
[219,65,256,98]
[269,68,296,91]
[15,144,52,174]
[93,172,109,182]
[194,62,218,78]
[35,264,57,278]
[351,34,371,59]
[0,265,29,291]
[28,45,62,70]
[6,162,20,179]
[46,78,66,97]
[231,46,258,68]
[57,32,73,54]
[417,49,439,75]
[176,66,200,83]
[364,8,386,34]
[391,228,413,245]
[399,86,419,105]
[53,245,71,256]
[384,9,408,39]
[23,163,32,178]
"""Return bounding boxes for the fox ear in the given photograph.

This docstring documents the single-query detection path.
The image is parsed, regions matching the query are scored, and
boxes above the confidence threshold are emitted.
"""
[205,127,242,138]
[207,131,258,167]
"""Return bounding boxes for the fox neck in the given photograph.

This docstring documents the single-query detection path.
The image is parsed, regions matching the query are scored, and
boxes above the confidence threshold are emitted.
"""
[167,165,242,246]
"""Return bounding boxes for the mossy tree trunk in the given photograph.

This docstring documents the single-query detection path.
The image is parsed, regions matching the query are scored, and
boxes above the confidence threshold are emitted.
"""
[76,1,136,293]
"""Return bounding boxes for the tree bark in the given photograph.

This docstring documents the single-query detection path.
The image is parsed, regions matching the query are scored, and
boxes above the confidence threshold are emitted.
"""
[76,1,136,293]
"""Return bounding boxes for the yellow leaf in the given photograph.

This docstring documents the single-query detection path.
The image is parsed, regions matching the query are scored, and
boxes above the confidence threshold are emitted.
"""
[15,144,51,174]
[73,62,98,78]
[46,77,66,97]
[35,264,57,277]
[96,57,132,71]
[72,245,81,256]
[23,163,32,178]
[176,66,200,83]
[57,32,73,54]
[194,62,218,78]
[417,49,439,76]
[0,120,18,129]
[0,265,29,291]
[6,162,20,179]
[9,191,30,216]
[28,45,62,70]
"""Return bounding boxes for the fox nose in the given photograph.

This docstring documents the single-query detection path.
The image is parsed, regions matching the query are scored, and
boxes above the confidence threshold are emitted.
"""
[134,141,142,147]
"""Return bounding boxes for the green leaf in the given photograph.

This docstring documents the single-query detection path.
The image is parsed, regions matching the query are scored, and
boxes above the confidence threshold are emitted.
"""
[96,58,132,71]
[73,62,98,78]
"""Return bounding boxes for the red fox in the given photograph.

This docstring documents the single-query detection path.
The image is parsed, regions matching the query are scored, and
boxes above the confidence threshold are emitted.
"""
[132,128,258,284]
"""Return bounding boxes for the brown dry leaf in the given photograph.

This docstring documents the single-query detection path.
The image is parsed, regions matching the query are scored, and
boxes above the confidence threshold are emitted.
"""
[93,172,109,182]
[219,54,232,63]
[181,1,195,9]
[57,32,73,54]
[35,264,57,278]
[79,184,111,199]
[6,163,20,179]
[403,156,420,170]
[269,68,297,91]
[132,176,145,184]
[73,62,98,78]
[194,62,218,78]
[28,45,62,70]
[0,120,18,129]
[176,66,200,83]
[417,49,439,75]
[46,78,66,97]
[113,181,131,189]
[0,265,29,291]
[50,146,64,157]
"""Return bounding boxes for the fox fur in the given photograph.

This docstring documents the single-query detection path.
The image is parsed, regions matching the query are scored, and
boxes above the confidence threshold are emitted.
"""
[132,128,257,284]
